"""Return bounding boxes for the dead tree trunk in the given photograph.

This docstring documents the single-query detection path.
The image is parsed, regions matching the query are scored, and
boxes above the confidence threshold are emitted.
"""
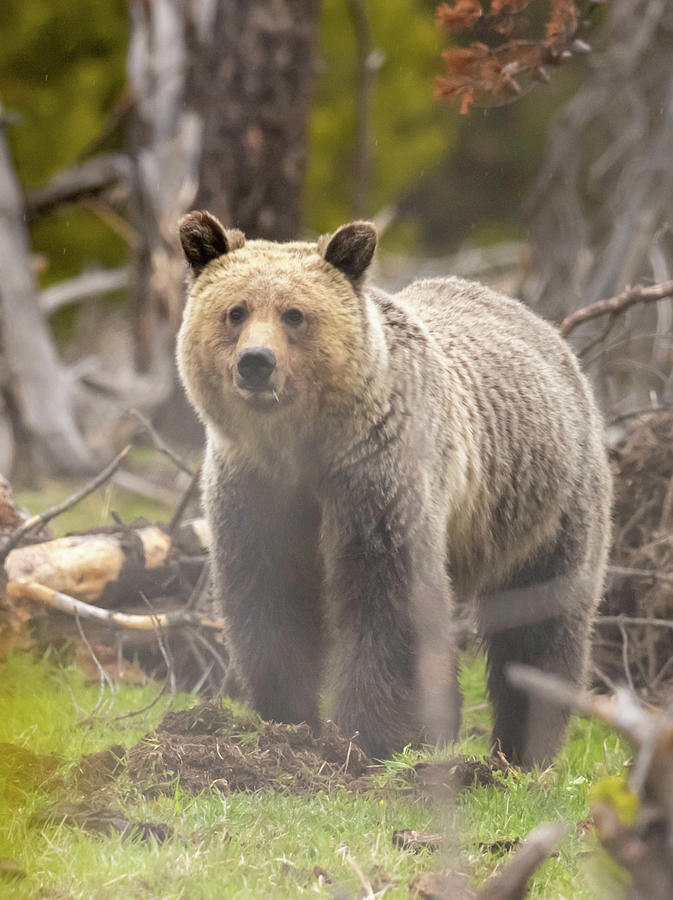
[126,0,217,375]
[521,0,673,417]
[194,0,321,240]
[0,108,93,476]
[522,0,673,320]
[126,0,320,446]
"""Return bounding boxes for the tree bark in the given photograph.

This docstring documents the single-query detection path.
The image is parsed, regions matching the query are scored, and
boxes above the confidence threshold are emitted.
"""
[126,0,217,373]
[522,0,673,320]
[126,0,321,448]
[195,0,321,240]
[0,109,93,476]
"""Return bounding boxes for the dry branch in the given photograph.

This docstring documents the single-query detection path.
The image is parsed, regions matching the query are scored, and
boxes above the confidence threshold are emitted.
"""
[25,153,131,221]
[39,267,130,316]
[7,579,223,632]
[128,409,195,476]
[0,446,131,565]
[477,823,566,900]
[560,279,673,340]
[508,664,673,898]
[606,565,673,587]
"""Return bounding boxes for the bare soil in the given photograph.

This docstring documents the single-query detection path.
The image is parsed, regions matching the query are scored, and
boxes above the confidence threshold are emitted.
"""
[70,702,514,801]
[74,702,374,797]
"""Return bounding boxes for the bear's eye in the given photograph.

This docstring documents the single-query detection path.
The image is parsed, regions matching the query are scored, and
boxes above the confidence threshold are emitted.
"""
[228,306,246,324]
[283,308,304,326]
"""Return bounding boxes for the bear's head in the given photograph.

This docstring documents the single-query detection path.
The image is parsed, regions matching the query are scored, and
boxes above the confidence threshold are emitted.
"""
[176,210,378,438]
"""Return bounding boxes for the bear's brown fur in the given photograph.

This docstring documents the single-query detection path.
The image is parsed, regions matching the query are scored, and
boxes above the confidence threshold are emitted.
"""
[177,210,612,765]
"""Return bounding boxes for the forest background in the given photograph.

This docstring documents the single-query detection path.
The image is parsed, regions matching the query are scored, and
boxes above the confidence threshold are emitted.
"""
[6,0,665,482]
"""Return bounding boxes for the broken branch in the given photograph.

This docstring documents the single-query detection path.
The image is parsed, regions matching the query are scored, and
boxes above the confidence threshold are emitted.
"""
[128,409,195,476]
[25,153,131,221]
[477,823,566,900]
[7,579,224,632]
[0,445,132,564]
[560,280,673,339]
[4,518,209,604]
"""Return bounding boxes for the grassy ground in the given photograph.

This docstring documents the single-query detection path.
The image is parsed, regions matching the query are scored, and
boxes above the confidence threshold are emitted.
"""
[0,650,629,899]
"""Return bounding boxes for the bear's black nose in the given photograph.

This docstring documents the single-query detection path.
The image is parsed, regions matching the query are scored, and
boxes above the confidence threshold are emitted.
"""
[237,347,276,387]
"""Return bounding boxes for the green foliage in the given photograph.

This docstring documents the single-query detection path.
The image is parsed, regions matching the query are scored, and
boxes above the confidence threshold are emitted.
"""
[589,774,638,826]
[307,0,456,233]
[0,0,129,292]
[0,0,127,186]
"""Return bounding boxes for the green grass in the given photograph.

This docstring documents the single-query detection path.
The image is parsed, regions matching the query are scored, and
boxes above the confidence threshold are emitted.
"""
[0,651,630,899]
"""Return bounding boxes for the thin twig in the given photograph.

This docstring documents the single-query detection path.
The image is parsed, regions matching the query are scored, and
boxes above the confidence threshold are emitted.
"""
[189,629,228,677]
[560,279,673,339]
[184,631,212,693]
[140,592,176,707]
[577,312,616,358]
[112,664,172,723]
[0,445,132,564]
[6,579,224,631]
[185,559,210,612]
[606,565,673,586]
[75,613,115,718]
[112,597,178,723]
[169,466,201,534]
[596,615,673,630]
[128,409,194,476]
[592,664,619,693]
[619,621,635,692]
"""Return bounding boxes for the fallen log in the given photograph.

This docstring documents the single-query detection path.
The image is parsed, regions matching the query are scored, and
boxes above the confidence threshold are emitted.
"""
[3,518,210,607]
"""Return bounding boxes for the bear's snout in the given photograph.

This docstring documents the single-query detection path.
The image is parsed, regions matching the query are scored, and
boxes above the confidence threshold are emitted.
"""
[237,347,277,388]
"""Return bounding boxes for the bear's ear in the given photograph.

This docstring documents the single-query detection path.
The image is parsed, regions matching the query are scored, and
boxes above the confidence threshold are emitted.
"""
[318,221,377,286]
[178,210,245,275]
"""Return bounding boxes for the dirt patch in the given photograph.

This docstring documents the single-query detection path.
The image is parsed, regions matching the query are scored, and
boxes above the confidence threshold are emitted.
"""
[393,829,444,852]
[599,411,673,692]
[407,755,513,795]
[409,870,473,899]
[72,702,515,800]
[124,702,374,796]
[75,745,127,794]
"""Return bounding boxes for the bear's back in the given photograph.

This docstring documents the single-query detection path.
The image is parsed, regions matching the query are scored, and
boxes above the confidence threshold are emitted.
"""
[391,276,596,431]
[386,276,610,593]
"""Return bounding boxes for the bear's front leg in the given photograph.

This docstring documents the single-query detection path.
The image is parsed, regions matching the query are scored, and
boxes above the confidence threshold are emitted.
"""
[204,446,324,729]
[321,470,460,759]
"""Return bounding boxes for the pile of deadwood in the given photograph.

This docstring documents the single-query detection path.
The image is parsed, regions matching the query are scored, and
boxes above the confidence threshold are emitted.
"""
[597,410,673,698]
[0,445,226,694]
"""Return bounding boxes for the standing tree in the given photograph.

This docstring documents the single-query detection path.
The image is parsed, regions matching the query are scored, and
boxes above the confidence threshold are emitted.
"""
[0,0,323,472]
[128,0,321,377]
[195,0,321,240]
[0,106,93,476]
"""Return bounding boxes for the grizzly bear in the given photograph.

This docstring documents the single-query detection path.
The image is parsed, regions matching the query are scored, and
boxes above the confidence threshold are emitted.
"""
[177,210,612,766]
